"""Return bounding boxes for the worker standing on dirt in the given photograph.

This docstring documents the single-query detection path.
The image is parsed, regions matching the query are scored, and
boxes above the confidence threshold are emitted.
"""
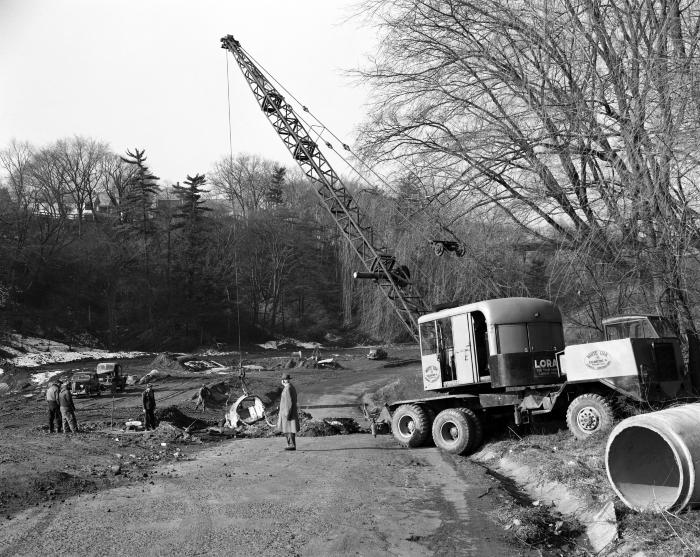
[142,383,157,430]
[277,373,299,451]
[58,382,78,434]
[194,384,211,413]
[46,379,62,433]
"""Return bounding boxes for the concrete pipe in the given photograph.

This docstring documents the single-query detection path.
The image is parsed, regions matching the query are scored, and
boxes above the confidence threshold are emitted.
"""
[606,403,700,512]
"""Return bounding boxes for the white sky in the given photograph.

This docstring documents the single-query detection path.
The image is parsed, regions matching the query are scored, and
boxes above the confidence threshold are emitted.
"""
[0,0,376,185]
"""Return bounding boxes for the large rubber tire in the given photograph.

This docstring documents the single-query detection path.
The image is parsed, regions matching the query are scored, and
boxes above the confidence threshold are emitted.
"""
[566,393,615,439]
[458,407,484,451]
[432,408,478,455]
[392,404,431,447]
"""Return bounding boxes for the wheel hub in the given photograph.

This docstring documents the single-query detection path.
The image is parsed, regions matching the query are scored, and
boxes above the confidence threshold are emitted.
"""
[399,416,416,436]
[440,421,460,442]
[577,406,601,432]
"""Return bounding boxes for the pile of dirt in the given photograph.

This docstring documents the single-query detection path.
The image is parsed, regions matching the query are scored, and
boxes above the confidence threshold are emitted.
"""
[300,417,361,437]
[155,405,210,430]
[149,353,184,371]
[298,358,342,369]
[200,380,231,404]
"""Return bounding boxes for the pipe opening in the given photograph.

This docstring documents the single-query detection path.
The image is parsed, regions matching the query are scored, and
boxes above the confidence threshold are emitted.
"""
[607,426,681,511]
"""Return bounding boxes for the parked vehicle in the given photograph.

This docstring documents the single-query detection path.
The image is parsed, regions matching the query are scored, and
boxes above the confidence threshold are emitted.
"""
[96,362,127,393]
[387,298,695,455]
[70,372,101,397]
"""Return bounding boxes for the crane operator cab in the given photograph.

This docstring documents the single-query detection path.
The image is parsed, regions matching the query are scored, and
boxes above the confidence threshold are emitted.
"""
[418,298,565,391]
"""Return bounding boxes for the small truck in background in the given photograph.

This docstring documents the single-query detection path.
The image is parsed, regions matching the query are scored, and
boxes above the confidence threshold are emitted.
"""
[96,362,127,393]
[69,371,101,397]
[388,298,696,455]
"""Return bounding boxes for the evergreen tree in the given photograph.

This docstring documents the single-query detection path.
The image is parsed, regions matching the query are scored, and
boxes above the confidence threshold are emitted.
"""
[265,165,286,207]
[119,148,160,325]
[171,173,212,339]
[119,148,160,255]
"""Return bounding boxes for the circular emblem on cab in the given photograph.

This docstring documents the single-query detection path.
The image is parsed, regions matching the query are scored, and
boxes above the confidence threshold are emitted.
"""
[424,365,440,383]
[584,350,611,370]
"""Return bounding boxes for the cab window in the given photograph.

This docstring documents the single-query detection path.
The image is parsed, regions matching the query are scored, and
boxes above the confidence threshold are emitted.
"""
[497,324,529,354]
[420,322,437,355]
[528,322,564,351]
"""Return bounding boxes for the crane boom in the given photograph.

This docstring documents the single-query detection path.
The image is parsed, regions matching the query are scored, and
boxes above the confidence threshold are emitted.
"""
[221,35,427,340]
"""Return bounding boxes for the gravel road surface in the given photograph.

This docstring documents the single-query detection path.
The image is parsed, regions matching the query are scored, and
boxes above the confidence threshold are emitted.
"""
[0,434,528,556]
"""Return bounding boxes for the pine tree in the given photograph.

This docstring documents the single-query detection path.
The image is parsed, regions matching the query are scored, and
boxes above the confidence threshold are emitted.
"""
[265,165,286,207]
[171,173,212,339]
[119,148,160,275]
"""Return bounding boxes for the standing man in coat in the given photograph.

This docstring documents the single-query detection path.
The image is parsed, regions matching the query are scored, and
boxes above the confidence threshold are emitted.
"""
[58,382,78,434]
[46,379,62,433]
[277,373,299,450]
[194,384,211,413]
[142,383,157,430]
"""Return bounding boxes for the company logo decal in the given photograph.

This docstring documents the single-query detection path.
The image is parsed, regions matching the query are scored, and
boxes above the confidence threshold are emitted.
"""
[533,358,556,376]
[424,365,440,383]
[584,350,611,370]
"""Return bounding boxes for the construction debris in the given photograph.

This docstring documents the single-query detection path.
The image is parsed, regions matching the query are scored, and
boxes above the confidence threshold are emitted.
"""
[138,369,170,384]
[367,348,388,360]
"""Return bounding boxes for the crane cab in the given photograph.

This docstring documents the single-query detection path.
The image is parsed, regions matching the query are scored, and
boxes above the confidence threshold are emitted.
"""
[602,315,677,340]
[418,298,564,391]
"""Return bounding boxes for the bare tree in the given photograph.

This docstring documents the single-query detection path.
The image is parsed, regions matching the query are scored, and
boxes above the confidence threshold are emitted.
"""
[0,140,36,252]
[210,153,275,217]
[55,136,110,232]
[358,0,700,328]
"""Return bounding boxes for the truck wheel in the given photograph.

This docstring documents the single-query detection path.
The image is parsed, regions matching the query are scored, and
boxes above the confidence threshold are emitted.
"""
[432,408,478,455]
[566,393,614,439]
[391,404,430,447]
[457,407,483,450]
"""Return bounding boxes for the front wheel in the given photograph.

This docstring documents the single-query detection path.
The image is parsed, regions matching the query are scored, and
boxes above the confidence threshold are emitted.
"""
[391,404,430,447]
[431,408,480,455]
[566,393,615,439]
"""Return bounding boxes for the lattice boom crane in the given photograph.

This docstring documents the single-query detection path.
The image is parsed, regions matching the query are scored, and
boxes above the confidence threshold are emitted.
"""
[220,35,427,339]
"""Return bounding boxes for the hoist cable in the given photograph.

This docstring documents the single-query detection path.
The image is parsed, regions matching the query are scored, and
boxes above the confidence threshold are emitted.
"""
[225,51,244,364]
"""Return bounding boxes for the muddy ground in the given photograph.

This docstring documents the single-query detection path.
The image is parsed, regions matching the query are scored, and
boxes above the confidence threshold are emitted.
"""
[0,346,419,519]
[3,344,698,555]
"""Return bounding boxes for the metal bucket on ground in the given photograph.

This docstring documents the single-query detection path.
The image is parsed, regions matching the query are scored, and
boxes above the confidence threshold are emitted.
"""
[606,403,700,512]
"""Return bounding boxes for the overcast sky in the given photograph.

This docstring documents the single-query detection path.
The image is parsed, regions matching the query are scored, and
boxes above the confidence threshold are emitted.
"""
[0,0,376,185]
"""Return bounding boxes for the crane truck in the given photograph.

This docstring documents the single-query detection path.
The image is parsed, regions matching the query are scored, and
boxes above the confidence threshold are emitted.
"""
[220,35,698,456]
[389,297,696,454]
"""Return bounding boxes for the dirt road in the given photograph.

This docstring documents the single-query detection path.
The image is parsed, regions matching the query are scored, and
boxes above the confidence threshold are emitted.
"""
[0,434,528,557]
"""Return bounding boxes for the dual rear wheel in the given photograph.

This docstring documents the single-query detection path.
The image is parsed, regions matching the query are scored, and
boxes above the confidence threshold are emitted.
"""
[391,404,483,455]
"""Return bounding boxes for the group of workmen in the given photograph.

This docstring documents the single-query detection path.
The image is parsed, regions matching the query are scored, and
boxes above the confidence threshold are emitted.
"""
[45,379,160,433]
[45,379,78,434]
[45,374,299,451]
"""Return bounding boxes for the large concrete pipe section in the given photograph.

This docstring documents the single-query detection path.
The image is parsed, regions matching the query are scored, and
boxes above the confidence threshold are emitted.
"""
[606,404,700,512]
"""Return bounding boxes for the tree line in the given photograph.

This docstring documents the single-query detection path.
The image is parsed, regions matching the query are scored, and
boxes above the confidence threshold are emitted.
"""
[6,0,699,348]
[0,139,346,349]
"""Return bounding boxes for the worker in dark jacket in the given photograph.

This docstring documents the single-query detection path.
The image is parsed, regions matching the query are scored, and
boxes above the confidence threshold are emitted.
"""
[58,382,78,434]
[194,384,211,413]
[46,379,62,433]
[142,383,157,430]
[277,373,299,451]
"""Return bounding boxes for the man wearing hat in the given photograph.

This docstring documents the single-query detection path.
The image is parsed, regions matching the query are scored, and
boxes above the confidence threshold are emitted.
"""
[59,381,78,434]
[142,383,157,431]
[277,373,299,450]
[46,379,62,433]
